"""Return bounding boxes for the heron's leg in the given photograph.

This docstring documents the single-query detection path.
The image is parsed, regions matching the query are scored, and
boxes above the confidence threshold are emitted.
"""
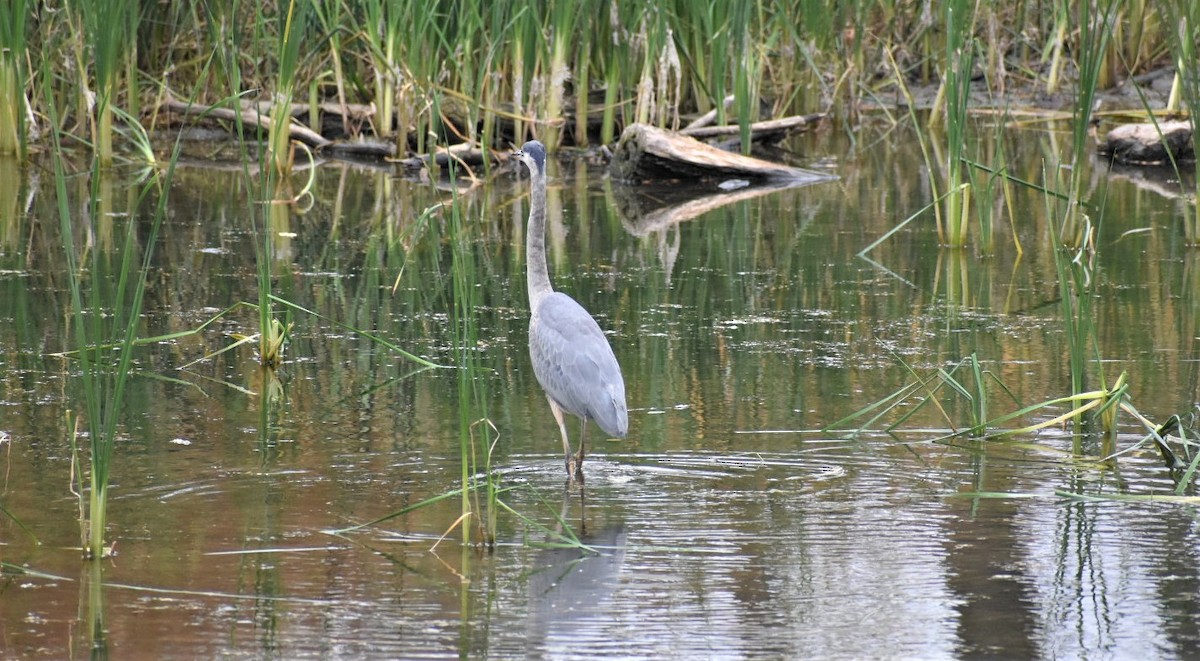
[546,397,575,475]
[575,417,588,476]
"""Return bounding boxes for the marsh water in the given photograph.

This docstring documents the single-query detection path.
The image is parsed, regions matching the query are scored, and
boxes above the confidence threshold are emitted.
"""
[3,123,1200,659]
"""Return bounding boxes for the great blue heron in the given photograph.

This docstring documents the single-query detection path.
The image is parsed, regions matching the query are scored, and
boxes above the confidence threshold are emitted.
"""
[513,140,628,478]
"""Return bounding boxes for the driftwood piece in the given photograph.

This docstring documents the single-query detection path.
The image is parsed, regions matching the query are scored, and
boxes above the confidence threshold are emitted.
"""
[680,113,825,142]
[236,99,376,123]
[165,98,331,149]
[396,142,494,169]
[609,123,834,183]
[1098,120,1194,165]
[683,95,737,131]
[165,97,395,159]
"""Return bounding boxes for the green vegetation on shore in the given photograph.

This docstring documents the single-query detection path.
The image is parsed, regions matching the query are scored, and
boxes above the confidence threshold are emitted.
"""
[0,0,1187,161]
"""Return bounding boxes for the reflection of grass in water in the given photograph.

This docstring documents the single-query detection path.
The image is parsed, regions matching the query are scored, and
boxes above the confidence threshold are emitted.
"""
[0,474,36,540]
[325,480,590,552]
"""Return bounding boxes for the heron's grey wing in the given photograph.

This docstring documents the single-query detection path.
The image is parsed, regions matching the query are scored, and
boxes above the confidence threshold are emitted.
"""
[529,293,628,438]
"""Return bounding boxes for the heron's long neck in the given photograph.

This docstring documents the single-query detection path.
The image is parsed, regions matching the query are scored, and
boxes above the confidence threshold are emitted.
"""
[526,170,553,310]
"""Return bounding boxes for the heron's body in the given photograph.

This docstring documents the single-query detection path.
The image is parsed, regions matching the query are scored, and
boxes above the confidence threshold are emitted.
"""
[529,292,628,438]
[515,140,628,477]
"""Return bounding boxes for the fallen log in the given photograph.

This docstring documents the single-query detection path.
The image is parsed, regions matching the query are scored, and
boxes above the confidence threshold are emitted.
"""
[1097,120,1194,165]
[165,97,396,159]
[609,123,835,183]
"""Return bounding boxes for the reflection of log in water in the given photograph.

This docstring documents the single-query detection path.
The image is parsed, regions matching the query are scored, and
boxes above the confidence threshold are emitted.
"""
[609,156,834,286]
[1102,159,1195,201]
[525,524,628,651]
[611,179,832,237]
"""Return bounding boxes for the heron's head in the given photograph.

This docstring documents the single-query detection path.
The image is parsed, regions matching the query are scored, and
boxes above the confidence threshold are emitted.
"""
[513,140,547,176]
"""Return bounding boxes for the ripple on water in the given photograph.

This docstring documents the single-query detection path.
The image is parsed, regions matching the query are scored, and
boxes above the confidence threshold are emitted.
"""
[484,447,965,659]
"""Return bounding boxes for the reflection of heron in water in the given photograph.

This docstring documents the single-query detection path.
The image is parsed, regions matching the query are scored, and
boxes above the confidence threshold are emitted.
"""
[513,140,628,479]
[525,485,627,651]
[527,524,627,631]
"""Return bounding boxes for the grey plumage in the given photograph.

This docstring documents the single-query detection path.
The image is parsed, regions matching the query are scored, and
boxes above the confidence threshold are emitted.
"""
[514,139,628,478]
[529,293,628,438]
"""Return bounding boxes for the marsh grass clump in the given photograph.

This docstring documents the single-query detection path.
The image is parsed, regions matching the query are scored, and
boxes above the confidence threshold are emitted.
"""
[936,0,977,249]
[826,355,1200,487]
[1159,0,1200,243]
[268,0,308,176]
[842,0,1196,491]
[446,155,499,547]
[44,88,180,560]
[0,0,29,158]
[73,0,140,167]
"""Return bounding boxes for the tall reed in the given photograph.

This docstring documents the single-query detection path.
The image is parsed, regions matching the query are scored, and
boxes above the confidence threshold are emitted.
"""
[630,7,681,131]
[310,0,351,136]
[257,195,292,369]
[1049,0,1117,439]
[0,0,28,158]
[1045,0,1070,95]
[200,1,293,370]
[541,0,580,152]
[395,1,443,157]
[592,3,626,146]
[444,129,497,548]
[937,0,976,248]
[1056,0,1116,249]
[359,0,402,142]
[1161,0,1200,243]
[732,2,761,152]
[269,0,306,176]
[73,0,137,167]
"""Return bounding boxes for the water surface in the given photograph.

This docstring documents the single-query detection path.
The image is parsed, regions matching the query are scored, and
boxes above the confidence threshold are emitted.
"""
[2,125,1200,659]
